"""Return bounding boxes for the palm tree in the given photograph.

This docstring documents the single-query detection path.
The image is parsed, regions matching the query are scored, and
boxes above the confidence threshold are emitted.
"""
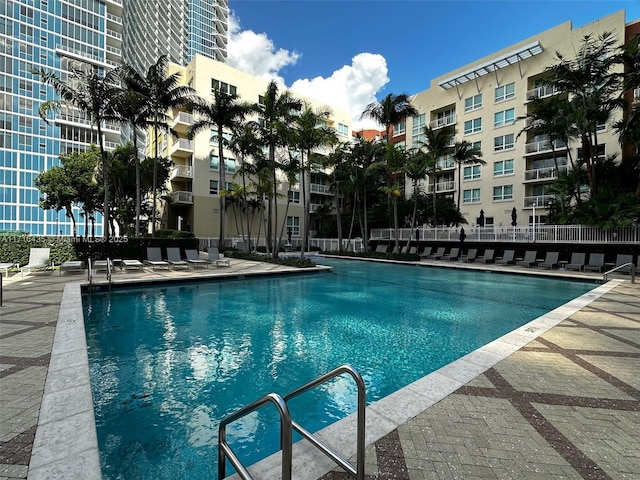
[405,148,430,238]
[38,65,121,237]
[545,32,621,196]
[360,93,418,142]
[112,73,150,237]
[417,125,456,225]
[254,80,302,257]
[188,88,251,246]
[123,55,195,234]
[289,102,337,259]
[452,141,484,218]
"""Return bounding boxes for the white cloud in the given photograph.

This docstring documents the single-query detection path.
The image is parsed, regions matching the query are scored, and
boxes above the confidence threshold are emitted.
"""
[226,14,389,131]
[290,53,389,131]
[226,14,299,86]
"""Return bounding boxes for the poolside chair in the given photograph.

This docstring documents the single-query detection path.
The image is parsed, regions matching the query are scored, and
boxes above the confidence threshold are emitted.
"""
[122,259,144,271]
[207,246,230,267]
[93,258,115,274]
[391,245,400,254]
[407,246,417,255]
[565,252,586,271]
[185,249,208,269]
[538,251,559,269]
[418,246,432,258]
[375,244,388,254]
[613,254,633,274]
[60,260,84,275]
[495,250,515,266]
[477,249,495,264]
[21,248,52,276]
[584,253,605,273]
[459,248,477,263]
[165,247,189,269]
[145,247,170,270]
[0,262,17,276]
[516,250,538,268]
[441,247,459,261]
[427,247,446,260]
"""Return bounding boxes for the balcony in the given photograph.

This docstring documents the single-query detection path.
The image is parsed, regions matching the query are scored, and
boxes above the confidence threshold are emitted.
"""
[426,180,455,194]
[524,195,554,208]
[171,191,193,205]
[436,155,455,170]
[170,138,193,158]
[429,113,456,130]
[524,139,567,156]
[170,165,193,180]
[310,183,331,195]
[634,88,640,106]
[170,112,194,135]
[104,141,119,151]
[524,165,567,182]
[525,85,557,102]
[106,13,122,25]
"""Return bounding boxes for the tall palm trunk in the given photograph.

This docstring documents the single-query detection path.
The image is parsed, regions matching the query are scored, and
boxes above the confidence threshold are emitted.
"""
[151,119,159,235]
[217,125,226,247]
[133,128,141,237]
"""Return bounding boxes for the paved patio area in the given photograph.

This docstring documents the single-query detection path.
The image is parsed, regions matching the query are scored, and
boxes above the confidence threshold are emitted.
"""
[0,257,638,479]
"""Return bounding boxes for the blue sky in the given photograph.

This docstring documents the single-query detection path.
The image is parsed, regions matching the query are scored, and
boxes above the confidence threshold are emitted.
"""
[226,0,640,128]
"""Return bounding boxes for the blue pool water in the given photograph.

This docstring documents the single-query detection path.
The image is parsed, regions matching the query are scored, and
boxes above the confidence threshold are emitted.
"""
[83,259,596,479]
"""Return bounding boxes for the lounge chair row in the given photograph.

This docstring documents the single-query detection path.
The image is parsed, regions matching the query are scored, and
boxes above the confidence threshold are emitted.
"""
[418,247,638,273]
[1,247,232,277]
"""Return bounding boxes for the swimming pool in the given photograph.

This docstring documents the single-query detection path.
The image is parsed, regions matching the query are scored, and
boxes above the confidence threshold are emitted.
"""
[83,258,596,479]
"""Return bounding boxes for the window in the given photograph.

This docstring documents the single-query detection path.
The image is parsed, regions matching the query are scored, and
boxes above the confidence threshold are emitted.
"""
[495,82,515,102]
[209,154,236,172]
[210,130,232,146]
[494,108,515,127]
[464,93,482,112]
[471,140,481,151]
[211,79,237,96]
[288,190,300,203]
[463,165,481,181]
[338,123,349,136]
[209,180,232,194]
[463,188,481,204]
[286,216,300,236]
[493,185,513,201]
[493,159,514,177]
[393,121,405,136]
[577,144,605,161]
[464,118,481,135]
[412,113,425,144]
[494,133,515,151]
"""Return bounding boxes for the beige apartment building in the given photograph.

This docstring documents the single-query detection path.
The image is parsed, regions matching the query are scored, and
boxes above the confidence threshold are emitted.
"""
[154,55,353,242]
[406,10,630,228]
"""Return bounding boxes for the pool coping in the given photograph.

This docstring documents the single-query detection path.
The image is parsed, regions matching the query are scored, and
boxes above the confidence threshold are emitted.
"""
[27,266,622,479]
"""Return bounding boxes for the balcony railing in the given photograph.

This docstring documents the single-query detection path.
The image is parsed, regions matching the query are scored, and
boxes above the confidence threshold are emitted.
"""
[524,165,567,182]
[106,13,122,24]
[524,194,554,208]
[524,139,567,155]
[170,138,193,157]
[426,180,455,193]
[171,111,194,128]
[171,191,193,204]
[526,85,557,101]
[429,113,456,129]
[310,183,331,194]
[170,165,193,179]
[436,156,455,169]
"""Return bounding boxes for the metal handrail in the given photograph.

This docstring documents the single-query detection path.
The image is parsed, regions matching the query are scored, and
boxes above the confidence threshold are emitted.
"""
[603,262,635,283]
[88,258,93,286]
[218,364,366,480]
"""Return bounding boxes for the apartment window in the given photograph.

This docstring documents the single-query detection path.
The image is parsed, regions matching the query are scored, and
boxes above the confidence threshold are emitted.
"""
[495,82,515,102]
[494,108,515,128]
[210,130,232,146]
[288,190,300,203]
[286,216,300,236]
[412,113,426,144]
[209,180,232,194]
[471,140,481,151]
[464,93,482,112]
[463,188,481,204]
[211,79,237,96]
[463,165,481,181]
[493,159,514,177]
[494,133,515,151]
[493,185,513,201]
[209,154,236,172]
[338,123,349,136]
[464,118,481,135]
[258,95,265,106]
[577,144,605,161]
[393,121,405,136]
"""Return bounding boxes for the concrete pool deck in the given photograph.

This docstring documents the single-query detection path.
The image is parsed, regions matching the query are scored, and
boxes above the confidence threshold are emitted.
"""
[0,257,638,479]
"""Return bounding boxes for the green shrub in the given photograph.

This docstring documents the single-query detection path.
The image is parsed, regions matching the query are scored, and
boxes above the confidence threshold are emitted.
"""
[225,249,316,268]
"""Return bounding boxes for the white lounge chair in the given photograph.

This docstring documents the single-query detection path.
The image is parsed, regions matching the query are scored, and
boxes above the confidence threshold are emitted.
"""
[21,248,52,276]
[60,260,84,275]
[0,262,17,276]
[207,246,230,267]
[185,249,208,269]
[122,259,144,271]
[166,247,189,269]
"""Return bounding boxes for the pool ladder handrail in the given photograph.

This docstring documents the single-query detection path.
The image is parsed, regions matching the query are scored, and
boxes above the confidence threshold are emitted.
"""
[218,364,366,480]
[603,262,635,283]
